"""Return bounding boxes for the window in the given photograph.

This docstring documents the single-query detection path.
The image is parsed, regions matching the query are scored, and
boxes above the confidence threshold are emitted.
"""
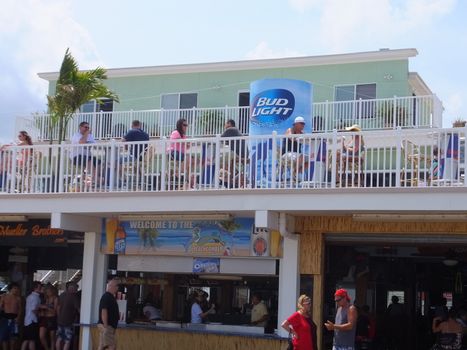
[335,84,376,101]
[335,84,376,119]
[79,98,114,113]
[161,93,198,109]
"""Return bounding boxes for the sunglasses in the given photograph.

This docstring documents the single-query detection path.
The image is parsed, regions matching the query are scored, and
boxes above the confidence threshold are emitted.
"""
[82,126,90,129]
[182,124,188,127]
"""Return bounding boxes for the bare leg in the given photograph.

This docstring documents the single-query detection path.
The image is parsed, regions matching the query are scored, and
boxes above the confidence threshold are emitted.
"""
[39,326,49,350]
[49,330,56,350]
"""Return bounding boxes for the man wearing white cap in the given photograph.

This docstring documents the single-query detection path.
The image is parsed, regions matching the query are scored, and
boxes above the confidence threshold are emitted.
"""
[281,116,307,180]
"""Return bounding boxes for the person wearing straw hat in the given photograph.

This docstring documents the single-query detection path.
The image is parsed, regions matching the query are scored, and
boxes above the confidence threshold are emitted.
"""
[337,124,365,186]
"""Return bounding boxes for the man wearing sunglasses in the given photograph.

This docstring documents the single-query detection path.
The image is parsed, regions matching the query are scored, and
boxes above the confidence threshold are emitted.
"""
[324,288,357,350]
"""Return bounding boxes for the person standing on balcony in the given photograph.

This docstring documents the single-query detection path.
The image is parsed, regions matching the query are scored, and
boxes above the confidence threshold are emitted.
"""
[122,120,149,160]
[70,122,101,187]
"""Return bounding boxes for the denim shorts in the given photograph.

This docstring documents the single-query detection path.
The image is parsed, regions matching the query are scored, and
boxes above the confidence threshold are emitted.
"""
[57,325,74,342]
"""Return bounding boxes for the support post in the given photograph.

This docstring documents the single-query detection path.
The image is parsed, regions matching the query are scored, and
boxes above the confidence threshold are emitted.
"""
[277,233,300,337]
[80,231,108,350]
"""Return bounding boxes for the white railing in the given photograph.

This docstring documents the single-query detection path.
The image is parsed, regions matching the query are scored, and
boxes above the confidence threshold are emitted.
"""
[0,127,464,194]
[14,95,441,142]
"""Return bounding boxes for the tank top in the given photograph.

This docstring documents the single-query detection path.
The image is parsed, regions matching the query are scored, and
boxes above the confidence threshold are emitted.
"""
[334,306,356,347]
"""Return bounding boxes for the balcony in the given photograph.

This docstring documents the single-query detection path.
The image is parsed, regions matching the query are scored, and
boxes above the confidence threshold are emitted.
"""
[15,95,442,142]
[0,127,464,195]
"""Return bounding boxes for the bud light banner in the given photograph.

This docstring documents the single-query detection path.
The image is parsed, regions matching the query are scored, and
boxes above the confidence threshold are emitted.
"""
[249,79,313,186]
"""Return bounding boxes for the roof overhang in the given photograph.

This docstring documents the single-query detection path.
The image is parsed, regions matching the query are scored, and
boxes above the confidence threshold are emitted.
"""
[38,48,418,81]
[408,72,432,96]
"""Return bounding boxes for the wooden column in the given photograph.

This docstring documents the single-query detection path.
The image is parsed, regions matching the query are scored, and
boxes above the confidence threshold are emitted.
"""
[300,230,324,349]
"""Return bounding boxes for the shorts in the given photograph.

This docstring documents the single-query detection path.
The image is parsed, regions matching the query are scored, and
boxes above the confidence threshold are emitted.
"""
[23,323,39,341]
[57,325,74,342]
[39,316,57,331]
[73,154,100,167]
[98,324,116,349]
[170,151,185,162]
[332,346,355,350]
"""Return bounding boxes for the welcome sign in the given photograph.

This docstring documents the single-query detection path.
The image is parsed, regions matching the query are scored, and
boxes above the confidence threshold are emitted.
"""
[102,217,256,257]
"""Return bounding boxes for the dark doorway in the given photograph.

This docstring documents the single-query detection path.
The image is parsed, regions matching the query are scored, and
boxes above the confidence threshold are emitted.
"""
[323,243,467,350]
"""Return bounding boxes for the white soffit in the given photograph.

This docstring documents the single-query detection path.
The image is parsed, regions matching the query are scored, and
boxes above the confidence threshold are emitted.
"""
[408,72,433,96]
[38,48,418,80]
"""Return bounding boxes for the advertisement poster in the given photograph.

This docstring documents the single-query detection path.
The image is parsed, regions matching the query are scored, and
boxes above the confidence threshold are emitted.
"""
[102,217,255,257]
[249,79,313,187]
[193,258,220,273]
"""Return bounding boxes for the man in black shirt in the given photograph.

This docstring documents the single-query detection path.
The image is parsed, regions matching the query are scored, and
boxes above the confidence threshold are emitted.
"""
[97,278,120,350]
[122,120,150,160]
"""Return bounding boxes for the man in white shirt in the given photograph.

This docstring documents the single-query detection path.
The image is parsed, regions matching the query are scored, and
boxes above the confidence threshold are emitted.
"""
[250,293,269,327]
[21,281,42,350]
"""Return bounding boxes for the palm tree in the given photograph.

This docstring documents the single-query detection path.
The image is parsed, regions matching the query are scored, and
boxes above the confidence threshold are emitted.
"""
[47,48,119,144]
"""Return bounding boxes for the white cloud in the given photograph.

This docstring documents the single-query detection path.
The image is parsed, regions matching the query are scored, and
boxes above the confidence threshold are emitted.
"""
[443,92,465,126]
[287,0,457,52]
[288,0,322,12]
[245,41,303,60]
[0,0,101,143]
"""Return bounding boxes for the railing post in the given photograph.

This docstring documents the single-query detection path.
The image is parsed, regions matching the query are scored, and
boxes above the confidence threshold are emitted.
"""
[358,98,362,126]
[214,134,221,190]
[224,105,228,131]
[271,131,277,188]
[160,138,167,191]
[411,96,418,128]
[393,95,397,129]
[9,148,17,193]
[395,127,402,187]
[109,139,117,191]
[159,109,164,138]
[331,129,337,188]
[325,100,330,132]
[432,94,443,128]
[191,107,196,137]
[58,142,66,193]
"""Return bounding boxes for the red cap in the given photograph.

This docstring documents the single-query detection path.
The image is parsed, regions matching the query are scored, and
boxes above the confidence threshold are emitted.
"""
[334,288,350,301]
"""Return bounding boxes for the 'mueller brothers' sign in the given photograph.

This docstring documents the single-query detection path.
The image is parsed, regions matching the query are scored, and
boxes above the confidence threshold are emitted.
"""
[0,219,74,246]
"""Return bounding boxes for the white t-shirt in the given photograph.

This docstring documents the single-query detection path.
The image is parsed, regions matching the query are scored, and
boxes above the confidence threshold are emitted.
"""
[191,302,203,324]
[24,291,41,326]
[70,132,96,159]
[251,301,268,327]
[143,305,162,320]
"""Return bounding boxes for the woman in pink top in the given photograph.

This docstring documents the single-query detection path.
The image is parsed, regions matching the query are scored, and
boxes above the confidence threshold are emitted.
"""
[168,119,196,188]
[169,119,190,161]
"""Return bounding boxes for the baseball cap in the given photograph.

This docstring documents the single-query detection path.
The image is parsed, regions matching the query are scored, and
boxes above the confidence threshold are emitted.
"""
[294,116,305,124]
[334,288,350,302]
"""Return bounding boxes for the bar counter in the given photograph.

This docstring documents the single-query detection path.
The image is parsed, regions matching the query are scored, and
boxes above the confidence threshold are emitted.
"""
[84,322,287,350]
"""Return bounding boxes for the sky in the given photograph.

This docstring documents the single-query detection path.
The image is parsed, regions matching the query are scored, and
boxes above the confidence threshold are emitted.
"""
[1,0,466,144]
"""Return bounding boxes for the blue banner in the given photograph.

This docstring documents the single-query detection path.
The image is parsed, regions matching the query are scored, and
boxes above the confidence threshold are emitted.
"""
[249,79,313,187]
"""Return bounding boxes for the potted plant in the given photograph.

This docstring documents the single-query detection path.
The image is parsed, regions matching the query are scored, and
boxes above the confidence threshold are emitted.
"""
[452,118,466,128]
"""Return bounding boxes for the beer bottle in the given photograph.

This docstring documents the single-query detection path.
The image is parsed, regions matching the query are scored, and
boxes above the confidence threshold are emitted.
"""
[115,225,127,254]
